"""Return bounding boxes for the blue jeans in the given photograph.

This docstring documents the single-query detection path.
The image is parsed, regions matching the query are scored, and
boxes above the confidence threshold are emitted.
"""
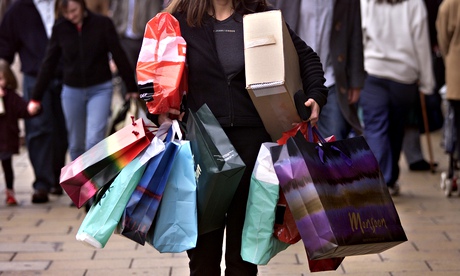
[61,81,113,160]
[360,75,417,187]
[23,75,68,192]
[317,85,353,140]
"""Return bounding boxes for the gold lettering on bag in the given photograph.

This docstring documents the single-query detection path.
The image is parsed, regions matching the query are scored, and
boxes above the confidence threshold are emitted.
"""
[348,212,388,234]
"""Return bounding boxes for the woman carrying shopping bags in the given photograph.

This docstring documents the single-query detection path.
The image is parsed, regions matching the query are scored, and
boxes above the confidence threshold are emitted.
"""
[142,0,329,275]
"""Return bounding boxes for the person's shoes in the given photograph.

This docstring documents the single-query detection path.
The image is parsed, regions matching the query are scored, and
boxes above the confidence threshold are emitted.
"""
[32,190,49,203]
[49,185,63,196]
[388,183,400,196]
[5,189,18,206]
[409,160,438,171]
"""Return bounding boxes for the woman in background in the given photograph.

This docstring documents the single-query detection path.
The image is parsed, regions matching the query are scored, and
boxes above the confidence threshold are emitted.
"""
[28,0,137,161]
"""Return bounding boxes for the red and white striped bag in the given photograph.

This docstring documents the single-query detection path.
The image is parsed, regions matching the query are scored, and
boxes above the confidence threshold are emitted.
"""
[137,12,187,115]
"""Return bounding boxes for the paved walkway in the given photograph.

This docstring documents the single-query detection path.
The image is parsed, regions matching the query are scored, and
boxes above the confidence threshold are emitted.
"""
[1,130,460,275]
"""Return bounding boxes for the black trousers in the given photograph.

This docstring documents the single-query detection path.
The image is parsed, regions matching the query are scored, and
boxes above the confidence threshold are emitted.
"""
[187,126,271,276]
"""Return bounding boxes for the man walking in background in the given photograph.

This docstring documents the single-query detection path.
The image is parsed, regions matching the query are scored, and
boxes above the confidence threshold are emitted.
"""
[0,0,68,203]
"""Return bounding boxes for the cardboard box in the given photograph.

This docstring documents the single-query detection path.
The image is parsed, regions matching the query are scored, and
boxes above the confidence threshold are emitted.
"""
[243,10,303,141]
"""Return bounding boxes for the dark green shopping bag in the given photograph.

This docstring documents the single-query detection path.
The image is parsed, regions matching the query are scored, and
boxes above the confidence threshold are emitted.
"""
[186,104,246,235]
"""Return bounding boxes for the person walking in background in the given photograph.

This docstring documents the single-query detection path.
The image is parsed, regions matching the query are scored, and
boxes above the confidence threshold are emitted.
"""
[0,0,68,203]
[401,0,444,172]
[0,59,33,206]
[27,0,138,162]
[155,0,328,275]
[109,0,163,72]
[269,0,366,140]
[437,0,460,179]
[360,0,434,196]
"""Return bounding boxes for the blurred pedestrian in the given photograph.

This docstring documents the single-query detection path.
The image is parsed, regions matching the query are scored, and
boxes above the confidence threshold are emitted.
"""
[0,0,68,203]
[437,0,460,173]
[110,0,163,69]
[28,0,138,162]
[0,59,33,206]
[109,0,163,98]
[402,0,444,172]
[360,0,434,195]
[270,0,366,140]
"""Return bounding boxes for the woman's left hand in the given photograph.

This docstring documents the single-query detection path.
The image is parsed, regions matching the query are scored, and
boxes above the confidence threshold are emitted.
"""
[304,98,320,125]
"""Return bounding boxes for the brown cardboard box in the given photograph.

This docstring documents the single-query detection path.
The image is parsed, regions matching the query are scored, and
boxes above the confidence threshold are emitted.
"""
[243,10,302,141]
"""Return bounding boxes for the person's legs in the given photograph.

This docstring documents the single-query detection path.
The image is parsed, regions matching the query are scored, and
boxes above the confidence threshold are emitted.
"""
[317,85,351,140]
[403,126,430,170]
[2,156,17,205]
[49,79,68,194]
[361,76,392,186]
[387,80,418,187]
[186,126,269,276]
[85,81,113,151]
[22,75,62,202]
[187,227,226,276]
[1,157,13,190]
[223,126,270,276]
[61,85,87,161]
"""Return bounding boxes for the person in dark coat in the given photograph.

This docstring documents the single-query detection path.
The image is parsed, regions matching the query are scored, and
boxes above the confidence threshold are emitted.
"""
[0,59,33,205]
[269,0,366,140]
[0,0,68,203]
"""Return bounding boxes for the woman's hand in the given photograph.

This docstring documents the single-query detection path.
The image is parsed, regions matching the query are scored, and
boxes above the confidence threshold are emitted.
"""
[27,100,41,116]
[157,108,184,125]
[348,88,361,104]
[304,98,320,126]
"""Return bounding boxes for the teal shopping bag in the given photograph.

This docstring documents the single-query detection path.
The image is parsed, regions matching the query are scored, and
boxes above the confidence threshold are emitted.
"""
[241,142,290,265]
[186,104,246,235]
[149,139,198,252]
[75,137,165,248]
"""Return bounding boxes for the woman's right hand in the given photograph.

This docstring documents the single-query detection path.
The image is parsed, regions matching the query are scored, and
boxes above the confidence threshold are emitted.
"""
[158,108,183,125]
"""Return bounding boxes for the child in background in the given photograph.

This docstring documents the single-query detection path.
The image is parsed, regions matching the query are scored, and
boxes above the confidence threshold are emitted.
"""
[0,59,32,205]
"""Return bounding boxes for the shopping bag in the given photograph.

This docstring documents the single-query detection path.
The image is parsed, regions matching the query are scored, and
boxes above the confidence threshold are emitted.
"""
[272,130,407,260]
[137,12,187,115]
[274,122,335,245]
[60,118,153,208]
[149,139,198,253]
[241,142,290,265]
[186,104,246,235]
[117,130,179,245]
[75,138,164,248]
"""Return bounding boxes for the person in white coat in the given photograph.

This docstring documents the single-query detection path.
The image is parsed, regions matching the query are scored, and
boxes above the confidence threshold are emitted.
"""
[360,0,434,195]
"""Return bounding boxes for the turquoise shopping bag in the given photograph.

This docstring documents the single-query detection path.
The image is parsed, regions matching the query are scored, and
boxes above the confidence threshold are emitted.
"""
[241,142,290,265]
[75,137,165,248]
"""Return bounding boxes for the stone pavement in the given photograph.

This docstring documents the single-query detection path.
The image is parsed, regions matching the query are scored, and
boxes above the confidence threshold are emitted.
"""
[1,130,460,276]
